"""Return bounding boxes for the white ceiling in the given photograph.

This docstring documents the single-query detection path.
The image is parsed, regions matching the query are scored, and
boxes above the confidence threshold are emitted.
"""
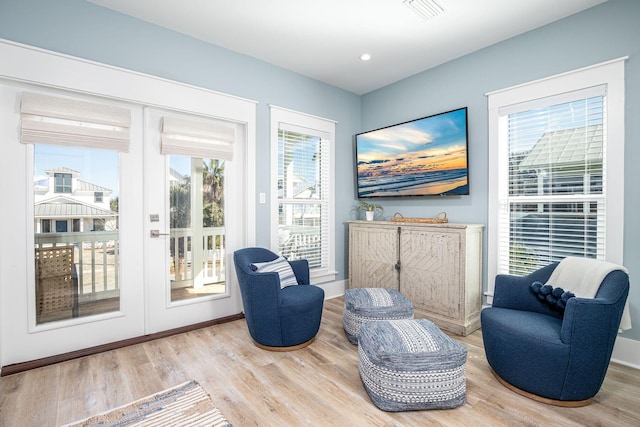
[88,0,608,95]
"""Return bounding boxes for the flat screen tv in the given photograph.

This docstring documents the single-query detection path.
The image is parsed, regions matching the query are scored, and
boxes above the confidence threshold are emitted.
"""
[355,107,469,198]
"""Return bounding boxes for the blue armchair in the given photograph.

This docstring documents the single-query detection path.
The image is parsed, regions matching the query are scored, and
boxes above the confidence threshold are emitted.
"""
[481,261,629,406]
[233,247,324,351]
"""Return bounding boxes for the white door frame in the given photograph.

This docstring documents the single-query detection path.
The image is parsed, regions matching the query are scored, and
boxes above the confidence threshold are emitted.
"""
[0,39,256,367]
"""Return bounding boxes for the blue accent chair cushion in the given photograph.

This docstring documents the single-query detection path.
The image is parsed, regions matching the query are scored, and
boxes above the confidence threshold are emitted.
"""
[481,261,629,403]
[233,247,324,349]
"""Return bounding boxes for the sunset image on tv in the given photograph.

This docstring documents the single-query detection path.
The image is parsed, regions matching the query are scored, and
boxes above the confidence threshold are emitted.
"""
[356,108,468,198]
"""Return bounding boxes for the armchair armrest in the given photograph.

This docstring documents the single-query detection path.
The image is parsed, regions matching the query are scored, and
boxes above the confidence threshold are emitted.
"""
[560,271,629,345]
[558,294,627,395]
[239,269,283,337]
[560,297,619,345]
[289,259,310,285]
[243,270,282,306]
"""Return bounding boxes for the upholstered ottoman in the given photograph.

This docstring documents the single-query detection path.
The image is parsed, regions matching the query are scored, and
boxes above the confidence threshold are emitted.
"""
[358,319,467,411]
[343,288,414,345]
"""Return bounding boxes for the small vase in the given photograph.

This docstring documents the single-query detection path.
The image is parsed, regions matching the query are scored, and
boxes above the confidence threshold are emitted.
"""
[365,211,374,221]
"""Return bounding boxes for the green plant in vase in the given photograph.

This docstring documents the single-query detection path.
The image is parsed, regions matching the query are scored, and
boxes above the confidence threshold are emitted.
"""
[357,201,383,221]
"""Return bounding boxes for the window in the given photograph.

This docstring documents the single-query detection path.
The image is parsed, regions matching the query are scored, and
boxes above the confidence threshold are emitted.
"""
[56,220,68,233]
[94,191,103,203]
[93,218,105,231]
[54,173,72,193]
[270,106,336,284]
[73,218,80,232]
[487,58,626,297]
[41,219,51,233]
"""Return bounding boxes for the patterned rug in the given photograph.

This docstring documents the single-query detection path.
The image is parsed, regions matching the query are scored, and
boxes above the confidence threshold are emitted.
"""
[62,380,232,427]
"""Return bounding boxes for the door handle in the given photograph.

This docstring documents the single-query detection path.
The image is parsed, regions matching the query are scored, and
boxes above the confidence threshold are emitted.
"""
[150,230,170,238]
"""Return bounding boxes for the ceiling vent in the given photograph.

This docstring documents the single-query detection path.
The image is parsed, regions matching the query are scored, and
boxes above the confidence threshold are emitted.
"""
[403,0,447,21]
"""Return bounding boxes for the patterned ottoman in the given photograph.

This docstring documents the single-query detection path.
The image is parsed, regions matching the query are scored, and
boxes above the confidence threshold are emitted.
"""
[358,319,467,411]
[343,288,414,345]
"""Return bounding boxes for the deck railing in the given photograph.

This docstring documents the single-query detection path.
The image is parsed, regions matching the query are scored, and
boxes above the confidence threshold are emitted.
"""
[35,227,226,300]
[170,227,225,288]
[35,231,119,302]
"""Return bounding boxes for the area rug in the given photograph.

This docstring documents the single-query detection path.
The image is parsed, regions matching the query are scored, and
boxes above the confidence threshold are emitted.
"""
[62,380,232,427]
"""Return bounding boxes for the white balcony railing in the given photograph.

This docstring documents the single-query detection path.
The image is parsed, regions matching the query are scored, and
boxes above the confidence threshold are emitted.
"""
[35,227,226,300]
[35,231,119,302]
[169,227,225,289]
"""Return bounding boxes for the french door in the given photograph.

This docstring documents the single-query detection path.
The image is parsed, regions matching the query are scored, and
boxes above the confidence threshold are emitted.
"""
[144,108,244,333]
[0,89,246,367]
[0,85,146,365]
[0,40,255,368]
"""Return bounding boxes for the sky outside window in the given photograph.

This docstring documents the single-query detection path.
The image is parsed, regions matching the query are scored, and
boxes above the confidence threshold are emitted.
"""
[34,145,119,197]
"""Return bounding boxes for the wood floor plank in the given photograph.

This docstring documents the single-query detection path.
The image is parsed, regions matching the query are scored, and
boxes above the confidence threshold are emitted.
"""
[1,296,639,427]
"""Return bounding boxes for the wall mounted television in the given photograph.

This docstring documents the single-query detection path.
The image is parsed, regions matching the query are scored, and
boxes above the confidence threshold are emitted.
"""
[355,107,469,198]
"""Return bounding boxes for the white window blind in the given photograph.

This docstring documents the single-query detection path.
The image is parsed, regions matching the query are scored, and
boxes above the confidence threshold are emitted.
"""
[160,116,235,160]
[498,87,607,275]
[277,125,330,270]
[20,92,131,151]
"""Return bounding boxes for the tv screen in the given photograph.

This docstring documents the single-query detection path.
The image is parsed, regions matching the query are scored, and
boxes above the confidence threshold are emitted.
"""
[355,107,469,198]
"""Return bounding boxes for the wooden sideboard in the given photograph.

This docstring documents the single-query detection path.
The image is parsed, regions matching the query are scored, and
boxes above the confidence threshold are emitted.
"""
[348,220,484,336]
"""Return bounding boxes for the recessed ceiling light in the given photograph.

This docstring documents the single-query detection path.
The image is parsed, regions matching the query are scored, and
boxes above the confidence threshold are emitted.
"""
[360,53,371,61]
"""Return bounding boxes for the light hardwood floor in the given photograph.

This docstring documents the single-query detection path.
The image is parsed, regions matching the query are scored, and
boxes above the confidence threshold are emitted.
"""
[1,296,639,426]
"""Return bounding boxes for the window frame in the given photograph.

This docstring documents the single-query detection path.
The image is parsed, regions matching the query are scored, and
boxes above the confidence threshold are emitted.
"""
[93,218,105,231]
[54,172,72,193]
[55,220,68,233]
[486,58,626,302]
[269,105,337,284]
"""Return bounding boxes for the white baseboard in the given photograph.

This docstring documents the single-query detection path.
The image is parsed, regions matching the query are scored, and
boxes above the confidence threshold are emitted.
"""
[611,336,640,369]
[318,279,346,300]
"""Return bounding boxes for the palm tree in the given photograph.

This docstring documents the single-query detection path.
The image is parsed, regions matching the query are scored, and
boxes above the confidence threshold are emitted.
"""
[202,159,225,227]
[170,178,191,229]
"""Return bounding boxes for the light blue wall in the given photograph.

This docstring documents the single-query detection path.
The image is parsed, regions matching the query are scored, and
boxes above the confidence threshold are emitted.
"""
[0,0,361,283]
[1,0,638,342]
[362,0,640,341]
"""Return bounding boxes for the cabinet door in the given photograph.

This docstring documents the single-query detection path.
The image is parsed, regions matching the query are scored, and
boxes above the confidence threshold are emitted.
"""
[349,224,398,289]
[400,227,461,320]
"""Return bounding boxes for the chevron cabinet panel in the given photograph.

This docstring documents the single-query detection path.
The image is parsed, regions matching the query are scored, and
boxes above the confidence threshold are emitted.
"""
[348,221,483,335]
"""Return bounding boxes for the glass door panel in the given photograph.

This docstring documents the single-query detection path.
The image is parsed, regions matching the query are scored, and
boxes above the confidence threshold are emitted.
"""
[34,145,120,324]
[169,156,226,302]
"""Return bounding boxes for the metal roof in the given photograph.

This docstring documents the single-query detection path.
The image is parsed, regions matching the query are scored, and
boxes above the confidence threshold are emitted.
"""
[519,124,603,170]
[75,179,111,193]
[34,199,117,218]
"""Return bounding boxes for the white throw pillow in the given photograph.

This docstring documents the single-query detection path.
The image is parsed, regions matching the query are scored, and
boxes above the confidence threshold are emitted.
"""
[250,256,298,288]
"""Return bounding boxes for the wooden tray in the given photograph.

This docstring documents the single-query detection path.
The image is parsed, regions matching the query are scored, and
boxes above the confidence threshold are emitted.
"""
[390,211,448,224]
